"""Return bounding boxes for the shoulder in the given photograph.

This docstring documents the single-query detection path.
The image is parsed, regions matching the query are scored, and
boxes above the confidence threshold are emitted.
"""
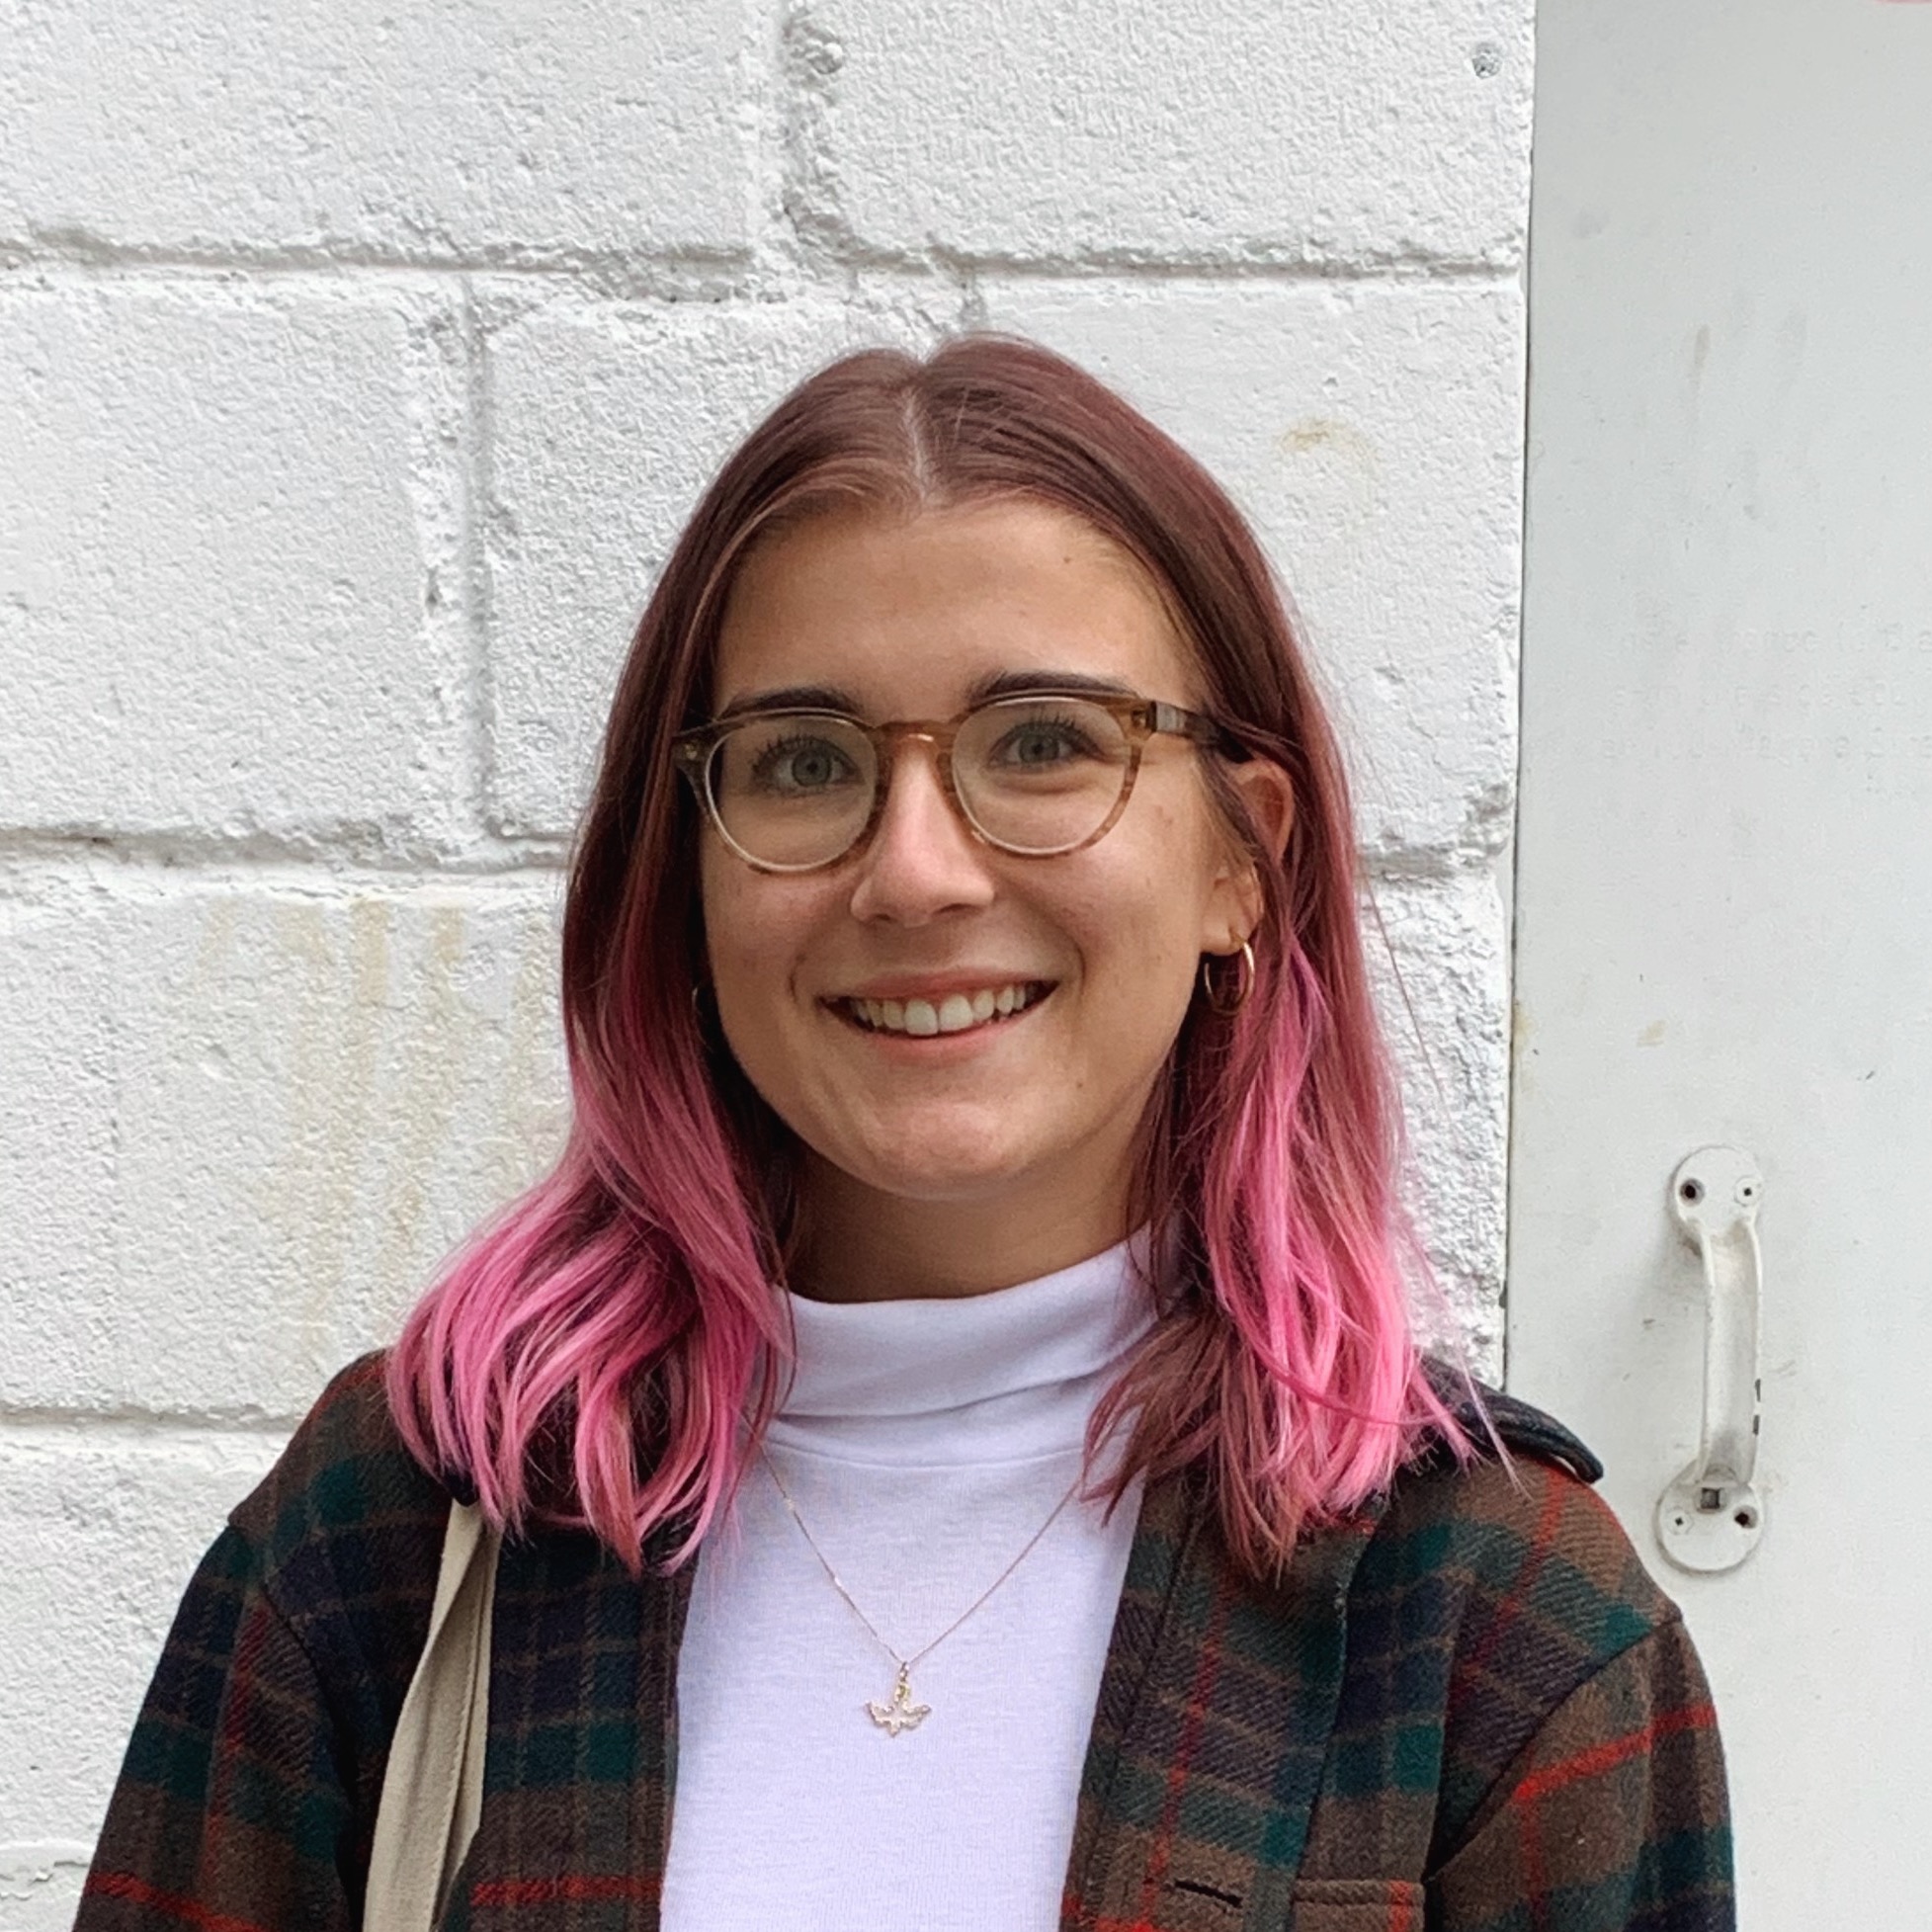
[226,1351,450,1690]
[229,1350,447,1551]
[1350,1384,1690,1846]
[1368,1381,1676,1667]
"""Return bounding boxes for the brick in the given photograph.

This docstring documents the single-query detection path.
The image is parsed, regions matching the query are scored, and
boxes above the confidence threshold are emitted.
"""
[0,0,749,260]
[978,281,1525,855]
[1363,871,1509,1369]
[485,300,869,835]
[0,1430,286,1895]
[0,284,462,840]
[0,881,568,1417]
[809,0,1533,265]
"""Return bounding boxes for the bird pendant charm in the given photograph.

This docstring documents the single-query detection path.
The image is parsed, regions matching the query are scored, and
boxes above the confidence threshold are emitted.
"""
[866,1663,931,1735]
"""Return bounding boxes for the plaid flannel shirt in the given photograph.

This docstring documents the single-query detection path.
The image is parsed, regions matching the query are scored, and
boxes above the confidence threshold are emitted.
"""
[78,1354,1733,1932]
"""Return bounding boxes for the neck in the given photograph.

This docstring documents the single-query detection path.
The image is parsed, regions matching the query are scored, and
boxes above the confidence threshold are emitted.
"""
[790,1159,1134,1302]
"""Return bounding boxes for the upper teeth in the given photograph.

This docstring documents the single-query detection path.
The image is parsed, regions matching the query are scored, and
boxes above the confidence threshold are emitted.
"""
[848,984,1040,1036]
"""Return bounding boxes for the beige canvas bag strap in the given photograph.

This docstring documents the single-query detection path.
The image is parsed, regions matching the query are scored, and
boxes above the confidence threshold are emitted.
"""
[365,1498,500,1932]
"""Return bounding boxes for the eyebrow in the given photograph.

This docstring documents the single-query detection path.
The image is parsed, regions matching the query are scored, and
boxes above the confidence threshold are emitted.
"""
[711,668,1142,723]
[712,684,861,723]
[968,669,1140,705]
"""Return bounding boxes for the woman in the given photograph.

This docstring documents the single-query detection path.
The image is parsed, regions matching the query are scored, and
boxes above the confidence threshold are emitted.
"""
[78,337,1732,1932]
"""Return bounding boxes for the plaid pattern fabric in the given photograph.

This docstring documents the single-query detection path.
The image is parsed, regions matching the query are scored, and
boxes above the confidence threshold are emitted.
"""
[1062,1433,1730,1930]
[77,1355,444,1932]
[79,1358,1732,1932]
[445,1513,689,1932]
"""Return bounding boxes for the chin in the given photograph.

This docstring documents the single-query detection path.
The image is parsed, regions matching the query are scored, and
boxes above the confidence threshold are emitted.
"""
[812,1120,1045,1206]
[847,1145,1037,1205]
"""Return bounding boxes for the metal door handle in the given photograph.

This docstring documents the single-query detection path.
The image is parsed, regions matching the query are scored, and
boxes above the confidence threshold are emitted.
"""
[1655,1145,1765,1573]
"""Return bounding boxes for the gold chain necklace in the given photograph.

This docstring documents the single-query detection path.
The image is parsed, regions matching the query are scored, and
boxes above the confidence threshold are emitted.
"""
[760,1450,1086,1736]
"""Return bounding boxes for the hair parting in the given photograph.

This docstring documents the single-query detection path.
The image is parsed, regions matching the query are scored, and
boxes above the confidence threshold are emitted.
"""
[388,335,1472,1578]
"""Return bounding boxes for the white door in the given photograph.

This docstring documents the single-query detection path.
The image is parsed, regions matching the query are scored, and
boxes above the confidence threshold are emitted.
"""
[1510,0,1932,1919]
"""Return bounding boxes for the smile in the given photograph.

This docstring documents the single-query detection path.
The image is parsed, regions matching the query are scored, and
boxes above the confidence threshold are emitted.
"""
[834,981,1052,1039]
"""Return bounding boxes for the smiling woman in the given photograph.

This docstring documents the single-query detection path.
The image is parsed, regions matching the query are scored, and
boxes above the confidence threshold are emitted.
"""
[77,339,1733,1932]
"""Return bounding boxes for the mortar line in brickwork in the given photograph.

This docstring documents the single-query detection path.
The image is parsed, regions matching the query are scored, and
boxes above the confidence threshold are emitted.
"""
[1360,847,1511,884]
[0,843,1498,896]
[931,253,1520,288]
[0,236,754,293]
[0,828,568,868]
[773,0,850,274]
[746,0,795,276]
[0,249,1522,314]
[0,845,570,900]
[3,253,970,329]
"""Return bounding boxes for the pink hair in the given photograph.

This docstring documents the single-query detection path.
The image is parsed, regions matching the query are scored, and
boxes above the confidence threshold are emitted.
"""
[388,335,1470,1579]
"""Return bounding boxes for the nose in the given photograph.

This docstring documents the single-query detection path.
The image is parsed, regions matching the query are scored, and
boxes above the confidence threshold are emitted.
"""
[845,738,997,925]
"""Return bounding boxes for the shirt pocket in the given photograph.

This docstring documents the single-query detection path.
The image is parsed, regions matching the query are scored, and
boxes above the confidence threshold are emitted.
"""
[1285,1878,1426,1931]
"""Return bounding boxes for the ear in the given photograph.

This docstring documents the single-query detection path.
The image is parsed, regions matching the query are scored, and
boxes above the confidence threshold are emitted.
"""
[1202,756,1296,953]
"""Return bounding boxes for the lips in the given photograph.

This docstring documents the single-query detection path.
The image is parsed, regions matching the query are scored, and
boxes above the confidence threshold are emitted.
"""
[834,980,1051,1038]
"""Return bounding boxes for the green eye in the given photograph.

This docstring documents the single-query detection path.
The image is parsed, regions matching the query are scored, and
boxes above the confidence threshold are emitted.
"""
[986,714,1105,770]
[747,734,863,797]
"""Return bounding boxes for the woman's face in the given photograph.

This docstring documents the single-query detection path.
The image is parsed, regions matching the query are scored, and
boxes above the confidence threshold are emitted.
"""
[700,498,1283,1290]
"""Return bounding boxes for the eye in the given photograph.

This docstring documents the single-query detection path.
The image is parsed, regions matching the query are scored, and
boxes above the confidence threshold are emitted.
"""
[746,731,864,797]
[984,712,1106,770]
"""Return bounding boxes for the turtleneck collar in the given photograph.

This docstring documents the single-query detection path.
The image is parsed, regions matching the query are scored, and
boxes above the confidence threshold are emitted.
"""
[765,1235,1156,1468]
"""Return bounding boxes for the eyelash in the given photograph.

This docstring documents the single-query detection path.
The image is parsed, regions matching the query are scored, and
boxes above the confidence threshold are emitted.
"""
[747,733,857,784]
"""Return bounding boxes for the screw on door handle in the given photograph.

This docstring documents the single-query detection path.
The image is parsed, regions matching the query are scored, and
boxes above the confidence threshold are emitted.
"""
[1656,1146,1765,1573]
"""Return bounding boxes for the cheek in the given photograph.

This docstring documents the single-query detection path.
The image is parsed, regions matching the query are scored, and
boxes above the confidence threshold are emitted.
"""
[698,855,780,1046]
[697,845,747,980]
[1093,798,1226,975]
[699,842,794,970]
[1057,887,1208,1080]
[698,857,829,1088]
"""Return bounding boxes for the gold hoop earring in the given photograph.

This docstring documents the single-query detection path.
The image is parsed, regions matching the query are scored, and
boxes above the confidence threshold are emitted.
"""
[1198,939,1256,1016]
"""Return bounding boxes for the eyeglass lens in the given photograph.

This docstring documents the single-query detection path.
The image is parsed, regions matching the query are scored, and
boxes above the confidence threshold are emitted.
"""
[706,696,1135,869]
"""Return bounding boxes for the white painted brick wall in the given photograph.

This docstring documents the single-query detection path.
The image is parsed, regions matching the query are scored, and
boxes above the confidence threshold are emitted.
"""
[0,2,1534,1915]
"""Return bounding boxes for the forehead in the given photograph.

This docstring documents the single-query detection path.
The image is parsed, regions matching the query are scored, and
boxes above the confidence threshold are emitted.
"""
[710,497,1199,715]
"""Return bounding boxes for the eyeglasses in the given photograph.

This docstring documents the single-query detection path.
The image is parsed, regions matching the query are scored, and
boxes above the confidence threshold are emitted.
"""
[673,689,1243,874]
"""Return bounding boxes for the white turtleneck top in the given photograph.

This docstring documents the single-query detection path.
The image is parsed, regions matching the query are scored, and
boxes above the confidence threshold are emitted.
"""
[659,1239,1155,1932]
